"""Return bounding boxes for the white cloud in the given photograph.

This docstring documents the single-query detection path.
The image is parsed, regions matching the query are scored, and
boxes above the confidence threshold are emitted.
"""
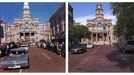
[74,15,95,26]
[104,14,117,25]
[74,14,117,26]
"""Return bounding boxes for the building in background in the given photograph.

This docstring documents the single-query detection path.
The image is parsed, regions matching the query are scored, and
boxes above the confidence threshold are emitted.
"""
[68,4,73,25]
[40,22,51,42]
[49,3,65,44]
[87,3,113,45]
[8,2,50,44]
[1,23,11,43]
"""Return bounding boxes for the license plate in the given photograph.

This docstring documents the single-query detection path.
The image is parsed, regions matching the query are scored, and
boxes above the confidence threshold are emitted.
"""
[8,65,21,69]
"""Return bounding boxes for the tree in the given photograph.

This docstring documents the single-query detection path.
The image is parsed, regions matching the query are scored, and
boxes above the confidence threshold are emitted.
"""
[69,23,90,43]
[111,3,134,38]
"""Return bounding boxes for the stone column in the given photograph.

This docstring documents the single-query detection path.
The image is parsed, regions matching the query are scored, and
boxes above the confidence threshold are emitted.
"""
[91,32,93,43]
[107,32,109,44]
[96,33,97,44]
[102,33,104,45]
[30,32,31,42]
[97,33,98,43]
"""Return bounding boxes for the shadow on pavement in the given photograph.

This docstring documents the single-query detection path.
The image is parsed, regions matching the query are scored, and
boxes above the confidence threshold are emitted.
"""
[107,47,134,72]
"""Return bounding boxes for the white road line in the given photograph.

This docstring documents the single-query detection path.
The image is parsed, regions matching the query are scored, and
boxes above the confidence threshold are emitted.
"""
[19,69,22,73]
[42,52,51,60]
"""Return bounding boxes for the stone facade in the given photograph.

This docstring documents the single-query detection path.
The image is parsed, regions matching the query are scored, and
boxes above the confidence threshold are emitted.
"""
[49,3,65,41]
[68,4,73,25]
[1,2,51,44]
[87,3,113,45]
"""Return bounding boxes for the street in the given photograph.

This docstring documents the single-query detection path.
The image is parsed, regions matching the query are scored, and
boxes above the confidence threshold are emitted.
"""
[0,46,65,72]
[69,45,134,72]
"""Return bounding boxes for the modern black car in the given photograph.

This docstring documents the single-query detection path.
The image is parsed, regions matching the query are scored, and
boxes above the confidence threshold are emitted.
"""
[71,44,86,54]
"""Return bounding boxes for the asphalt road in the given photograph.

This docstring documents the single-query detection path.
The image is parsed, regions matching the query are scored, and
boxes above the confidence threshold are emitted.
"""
[69,45,134,72]
[0,46,65,73]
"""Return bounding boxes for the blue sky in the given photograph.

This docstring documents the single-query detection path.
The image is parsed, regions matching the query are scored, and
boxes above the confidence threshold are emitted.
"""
[70,2,117,25]
[0,2,62,25]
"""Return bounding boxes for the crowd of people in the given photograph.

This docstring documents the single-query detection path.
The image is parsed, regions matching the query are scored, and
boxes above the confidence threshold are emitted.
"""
[0,41,65,58]
[0,42,19,57]
[37,41,65,57]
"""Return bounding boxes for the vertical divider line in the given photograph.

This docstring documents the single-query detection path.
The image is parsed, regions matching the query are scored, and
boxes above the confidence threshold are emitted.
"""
[66,1,69,73]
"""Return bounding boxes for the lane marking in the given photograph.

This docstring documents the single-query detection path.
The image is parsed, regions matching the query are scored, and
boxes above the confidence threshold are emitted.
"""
[19,69,22,73]
[42,52,51,60]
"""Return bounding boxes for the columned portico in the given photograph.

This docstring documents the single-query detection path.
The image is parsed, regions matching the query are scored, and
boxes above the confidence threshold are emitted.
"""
[20,31,35,43]
[87,3,113,45]
[90,32,110,45]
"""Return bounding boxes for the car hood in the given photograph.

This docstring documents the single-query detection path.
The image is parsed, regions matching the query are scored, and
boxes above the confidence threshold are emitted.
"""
[0,55,28,65]
[71,47,82,50]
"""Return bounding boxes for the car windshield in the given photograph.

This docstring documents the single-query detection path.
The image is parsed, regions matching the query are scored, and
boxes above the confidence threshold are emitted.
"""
[73,44,83,48]
[9,51,26,56]
[127,41,134,45]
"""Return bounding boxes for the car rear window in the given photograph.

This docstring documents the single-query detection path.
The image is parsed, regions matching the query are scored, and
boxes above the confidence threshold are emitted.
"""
[127,41,134,45]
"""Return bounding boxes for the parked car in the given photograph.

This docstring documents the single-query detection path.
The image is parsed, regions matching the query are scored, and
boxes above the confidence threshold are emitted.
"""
[71,44,86,54]
[0,47,29,69]
[117,36,134,53]
[121,40,134,53]
[87,42,93,49]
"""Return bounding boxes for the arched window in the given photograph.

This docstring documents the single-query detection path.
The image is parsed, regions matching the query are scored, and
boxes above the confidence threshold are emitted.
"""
[92,23,105,32]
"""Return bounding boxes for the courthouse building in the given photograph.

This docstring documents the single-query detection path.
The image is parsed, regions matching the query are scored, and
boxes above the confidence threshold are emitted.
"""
[87,3,114,45]
[3,2,51,43]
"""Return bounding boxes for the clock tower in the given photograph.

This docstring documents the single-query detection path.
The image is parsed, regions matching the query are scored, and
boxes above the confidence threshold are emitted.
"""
[22,2,31,18]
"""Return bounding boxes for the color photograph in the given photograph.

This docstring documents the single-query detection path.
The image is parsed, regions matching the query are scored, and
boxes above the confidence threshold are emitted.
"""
[0,2,65,72]
[69,2,134,72]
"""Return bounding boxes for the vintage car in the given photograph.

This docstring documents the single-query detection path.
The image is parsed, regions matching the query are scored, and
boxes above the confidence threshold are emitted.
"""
[0,48,29,69]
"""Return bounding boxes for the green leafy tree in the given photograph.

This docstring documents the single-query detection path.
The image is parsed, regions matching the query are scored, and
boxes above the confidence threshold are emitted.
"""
[111,3,134,38]
[69,23,90,43]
